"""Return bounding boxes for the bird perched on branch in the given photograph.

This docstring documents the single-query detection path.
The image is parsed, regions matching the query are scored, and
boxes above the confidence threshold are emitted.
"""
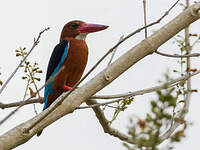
[37,20,108,136]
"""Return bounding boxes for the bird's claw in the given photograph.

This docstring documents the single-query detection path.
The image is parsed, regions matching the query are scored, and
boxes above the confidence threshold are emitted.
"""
[62,85,72,91]
[62,85,79,91]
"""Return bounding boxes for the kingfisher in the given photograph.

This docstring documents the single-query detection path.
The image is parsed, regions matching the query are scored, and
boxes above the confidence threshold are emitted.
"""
[37,20,108,136]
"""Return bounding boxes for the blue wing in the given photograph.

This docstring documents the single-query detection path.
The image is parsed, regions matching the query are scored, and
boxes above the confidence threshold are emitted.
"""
[43,40,69,110]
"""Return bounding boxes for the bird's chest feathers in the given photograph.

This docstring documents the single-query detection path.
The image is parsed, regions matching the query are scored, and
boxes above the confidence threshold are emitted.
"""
[63,39,88,71]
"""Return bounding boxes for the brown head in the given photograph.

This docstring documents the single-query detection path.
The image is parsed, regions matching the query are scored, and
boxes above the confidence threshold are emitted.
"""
[60,20,109,42]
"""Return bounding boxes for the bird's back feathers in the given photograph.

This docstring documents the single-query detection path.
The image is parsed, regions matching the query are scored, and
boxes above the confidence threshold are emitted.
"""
[46,40,69,82]
[43,40,69,110]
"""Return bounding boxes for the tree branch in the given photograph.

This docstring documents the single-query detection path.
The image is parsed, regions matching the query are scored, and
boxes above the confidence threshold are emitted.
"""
[0,98,44,109]
[155,50,200,58]
[86,99,137,144]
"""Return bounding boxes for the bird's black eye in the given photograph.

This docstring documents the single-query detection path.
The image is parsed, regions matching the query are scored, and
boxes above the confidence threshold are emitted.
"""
[71,23,79,29]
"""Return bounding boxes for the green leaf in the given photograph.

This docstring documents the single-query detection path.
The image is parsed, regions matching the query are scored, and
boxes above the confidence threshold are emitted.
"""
[146,113,152,122]
[151,101,157,108]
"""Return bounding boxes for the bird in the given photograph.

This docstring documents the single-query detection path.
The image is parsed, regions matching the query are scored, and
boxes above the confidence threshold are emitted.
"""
[37,20,108,136]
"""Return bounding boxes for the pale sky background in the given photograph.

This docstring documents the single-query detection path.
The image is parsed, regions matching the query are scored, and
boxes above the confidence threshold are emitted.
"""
[0,0,200,150]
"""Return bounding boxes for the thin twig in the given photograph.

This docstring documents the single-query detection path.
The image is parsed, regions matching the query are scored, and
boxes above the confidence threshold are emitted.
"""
[191,35,200,48]
[33,104,38,115]
[155,50,200,58]
[143,0,147,38]
[77,98,124,109]
[105,104,122,109]
[184,0,192,112]
[107,35,124,66]
[0,27,50,95]
[0,98,44,109]
[22,79,30,101]
[159,121,181,141]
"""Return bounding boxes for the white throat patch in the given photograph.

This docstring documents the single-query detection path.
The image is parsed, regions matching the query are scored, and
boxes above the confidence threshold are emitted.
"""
[75,33,88,40]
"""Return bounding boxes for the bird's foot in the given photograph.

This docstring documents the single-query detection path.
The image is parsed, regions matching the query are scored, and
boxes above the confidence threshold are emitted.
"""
[62,85,72,91]
[62,85,79,91]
